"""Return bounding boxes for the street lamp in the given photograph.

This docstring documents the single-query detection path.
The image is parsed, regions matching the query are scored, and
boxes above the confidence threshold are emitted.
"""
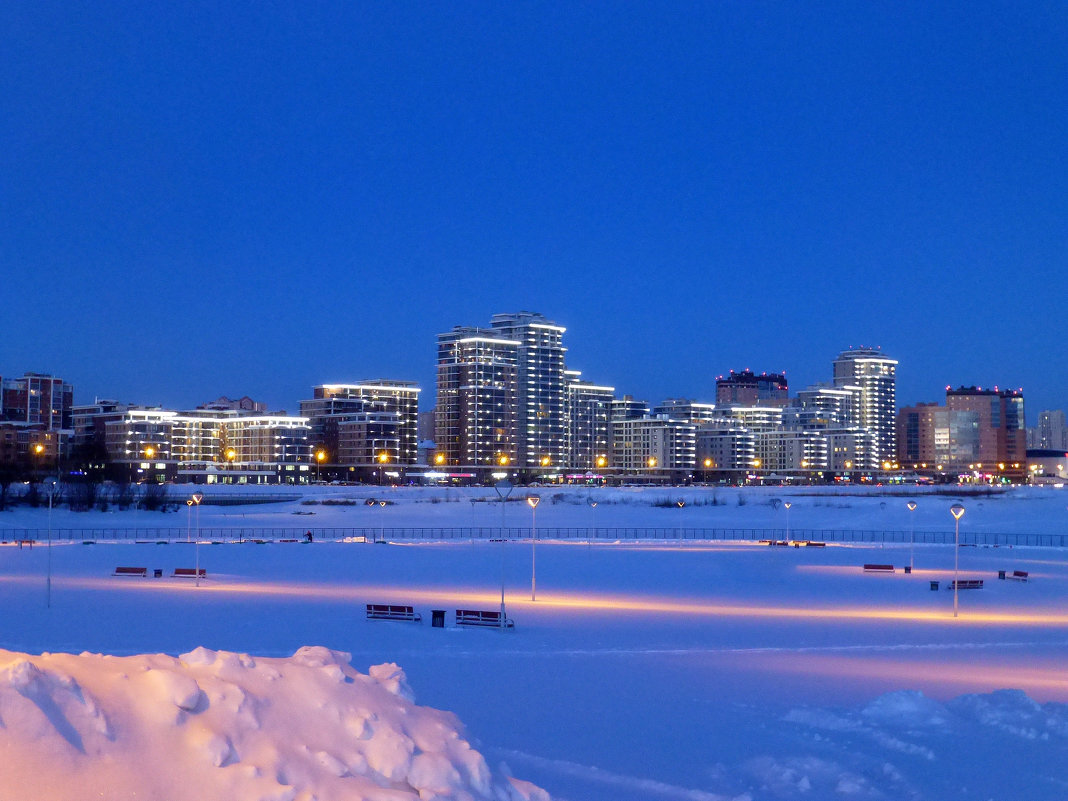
[434,453,446,466]
[907,501,918,571]
[527,495,540,601]
[783,501,792,541]
[46,477,57,609]
[191,493,204,587]
[587,495,597,546]
[493,479,515,627]
[315,449,326,482]
[186,499,193,542]
[225,448,237,483]
[950,503,965,618]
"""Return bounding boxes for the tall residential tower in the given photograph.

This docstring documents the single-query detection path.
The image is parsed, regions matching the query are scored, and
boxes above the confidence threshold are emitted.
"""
[832,347,897,464]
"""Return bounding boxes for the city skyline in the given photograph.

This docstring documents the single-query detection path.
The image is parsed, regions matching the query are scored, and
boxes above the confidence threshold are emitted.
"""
[1,327,1052,424]
[3,4,1065,416]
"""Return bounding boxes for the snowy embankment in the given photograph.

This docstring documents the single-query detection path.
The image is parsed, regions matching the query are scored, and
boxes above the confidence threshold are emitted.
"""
[0,646,546,801]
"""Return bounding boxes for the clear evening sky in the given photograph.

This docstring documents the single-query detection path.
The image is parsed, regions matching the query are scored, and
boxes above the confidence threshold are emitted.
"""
[2,3,1065,418]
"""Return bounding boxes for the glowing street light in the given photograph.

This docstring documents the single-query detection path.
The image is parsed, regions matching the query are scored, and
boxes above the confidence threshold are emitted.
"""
[950,503,965,618]
[225,448,237,482]
[498,454,510,466]
[648,456,658,469]
[143,445,156,459]
[907,501,918,571]
[527,495,541,601]
[191,493,204,587]
[434,452,446,466]
[315,449,326,482]
[596,454,607,469]
[377,451,389,485]
[540,456,551,468]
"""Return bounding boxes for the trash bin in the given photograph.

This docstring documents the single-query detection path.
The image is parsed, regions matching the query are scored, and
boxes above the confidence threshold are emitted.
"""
[431,610,445,628]
[929,580,939,591]
[998,570,1006,580]
[154,569,163,578]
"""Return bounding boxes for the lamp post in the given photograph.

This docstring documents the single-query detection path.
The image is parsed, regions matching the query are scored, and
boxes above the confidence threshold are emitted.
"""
[46,477,56,609]
[907,501,918,572]
[676,498,685,544]
[186,499,193,542]
[587,495,597,547]
[225,448,237,483]
[192,493,203,587]
[315,449,326,483]
[493,479,514,626]
[527,495,540,601]
[950,503,965,618]
[783,501,792,542]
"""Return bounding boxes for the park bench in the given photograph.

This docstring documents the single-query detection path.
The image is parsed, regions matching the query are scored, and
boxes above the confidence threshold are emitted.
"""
[366,604,421,622]
[948,579,984,590]
[455,609,514,628]
[172,568,206,578]
[113,566,148,577]
[1007,570,1029,581]
[803,541,827,547]
[863,564,894,573]
[17,539,35,549]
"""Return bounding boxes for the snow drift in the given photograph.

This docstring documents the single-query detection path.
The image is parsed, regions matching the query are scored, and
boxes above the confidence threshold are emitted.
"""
[0,646,548,801]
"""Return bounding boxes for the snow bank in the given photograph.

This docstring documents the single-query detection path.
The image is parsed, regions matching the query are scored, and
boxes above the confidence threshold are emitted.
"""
[0,646,548,801]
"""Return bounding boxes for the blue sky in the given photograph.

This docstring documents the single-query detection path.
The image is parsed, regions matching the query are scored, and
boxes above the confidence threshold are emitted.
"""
[2,2,1065,417]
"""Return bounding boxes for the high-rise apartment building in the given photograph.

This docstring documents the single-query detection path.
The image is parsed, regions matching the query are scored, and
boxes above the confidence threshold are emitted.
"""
[1,372,73,431]
[1029,410,1068,450]
[945,386,1026,468]
[488,312,568,469]
[435,327,518,467]
[301,381,420,467]
[832,348,897,464]
[715,370,788,406]
[566,370,614,471]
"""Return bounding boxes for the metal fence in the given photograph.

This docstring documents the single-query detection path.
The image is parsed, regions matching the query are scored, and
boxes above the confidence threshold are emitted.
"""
[2,526,1066,547]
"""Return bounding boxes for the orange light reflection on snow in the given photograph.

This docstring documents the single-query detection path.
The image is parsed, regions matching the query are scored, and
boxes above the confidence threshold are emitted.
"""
[43,576,1068,627]
[729,651,1068,700]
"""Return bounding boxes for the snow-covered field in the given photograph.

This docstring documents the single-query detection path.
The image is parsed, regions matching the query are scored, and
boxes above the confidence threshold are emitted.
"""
[3,485,1068,800]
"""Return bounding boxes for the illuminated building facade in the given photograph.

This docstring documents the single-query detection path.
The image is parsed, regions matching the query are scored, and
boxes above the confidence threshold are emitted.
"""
[489,312,568,470]
[566,370,614,471]
[301,381,420,467]
[832,348,897,464]
[435,327,518,468]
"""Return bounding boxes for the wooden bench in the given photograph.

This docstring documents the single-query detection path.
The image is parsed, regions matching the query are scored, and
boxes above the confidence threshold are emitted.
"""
[1007,570,1029,582]
[172,568,206,578]
[113,566,148,577]
[17,539,35,549]
[366,604,421,623]
[863,564,894,573]
[948,579,984,590]
[456,609,514,628]
[803,541,827,547]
